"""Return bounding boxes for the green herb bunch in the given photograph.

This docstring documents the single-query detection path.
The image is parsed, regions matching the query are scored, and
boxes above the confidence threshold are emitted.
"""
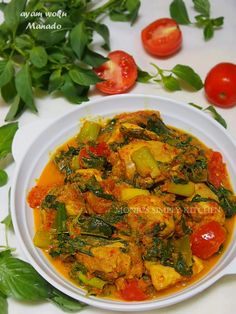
[0,0,140,121]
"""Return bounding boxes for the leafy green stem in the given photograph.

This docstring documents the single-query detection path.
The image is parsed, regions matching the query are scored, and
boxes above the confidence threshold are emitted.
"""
[11,45,26,58]
[150,63,164,77]
[170,0,224,40]
[137,63,203,92]
[87,0,120,20]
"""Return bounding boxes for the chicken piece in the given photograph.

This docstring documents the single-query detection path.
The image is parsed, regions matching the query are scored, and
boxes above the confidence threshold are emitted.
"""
[147,141,179,163]
[145,262,182,291]
[113,182,150,201]
[75,169,102,182]
[127,195,175,238]
[118,141,146,181]
[106,125,124,145]
[120,123,159,140]
[105,113,160,145]
[116,110,160,125]
[192,256,204,275]
[108,151,126,179]
[126,241,144,278]
[184,200,225,226]
[51,184,86,216]
[118,140,179,180]
[76,242,131,280]
[84,191,113,214]
[115,110,161,125]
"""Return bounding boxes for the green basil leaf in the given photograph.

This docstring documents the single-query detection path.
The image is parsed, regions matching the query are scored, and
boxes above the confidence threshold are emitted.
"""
[0,22,10,38]
[204,22,214,40]
[0,3,7,11]
[55,203,67,233]
[212,16,224,27]
[1,188,13,230]
[0,169,8,187]
[0,60,8,74]
[137,68,153,83]
[48,69,64,93]
[49,289,86,312]
[162,75,181,91]
[48,49,68,64]
[193,0,210,17]
[0,34,6,48]
[25,0,41,11]
[172,64,203,90]
[109,11,130,22]
[0,256,50,300]
[15,34,34,50]
[1,78,17,103]
[30,67,50,90]
[170,0,191,25]
[15,63,37,112]
[1,213,13,231]
[0,250,12,260]
[69,67,102,86]
[5,95,25,122]
[189,103,227,128]
[93,23,110,50]
[188,102,203,110]
[30,15,71,46]
[29,46,48,68]
[0,291,7,314]
[83,49,108,67]
[0,122,18,160]
[0,60,14,89]
[109,0,140,24]
[62,44,77,61]
[31,27,67,46]
[30,67,49,81]
[60,74,89,104]
[204,106,227,129]
[4,0,26,34]
[194,14,208,26]
[70,22,89,60]
[126,0,141,24]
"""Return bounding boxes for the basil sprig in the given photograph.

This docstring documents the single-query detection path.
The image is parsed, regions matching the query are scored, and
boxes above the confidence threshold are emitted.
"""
[0,250,86,313]
[170,0,224,40]
[137,63,203,92]
[189,103,227,128]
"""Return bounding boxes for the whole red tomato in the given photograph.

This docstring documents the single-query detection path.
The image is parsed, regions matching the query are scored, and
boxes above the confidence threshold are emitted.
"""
[141,18,182,57]
[204,63,236,108]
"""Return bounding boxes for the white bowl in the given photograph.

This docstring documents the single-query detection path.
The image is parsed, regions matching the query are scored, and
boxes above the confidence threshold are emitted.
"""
[11,94,236,312]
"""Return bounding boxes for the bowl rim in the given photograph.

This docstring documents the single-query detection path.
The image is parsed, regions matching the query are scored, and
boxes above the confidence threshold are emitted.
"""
[11,93,236,312]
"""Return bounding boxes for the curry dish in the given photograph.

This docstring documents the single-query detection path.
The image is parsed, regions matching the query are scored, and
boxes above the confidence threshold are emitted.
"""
[28,110,236,301]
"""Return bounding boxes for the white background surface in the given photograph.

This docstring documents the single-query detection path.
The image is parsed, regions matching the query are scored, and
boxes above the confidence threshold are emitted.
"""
[0,0,236,313]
